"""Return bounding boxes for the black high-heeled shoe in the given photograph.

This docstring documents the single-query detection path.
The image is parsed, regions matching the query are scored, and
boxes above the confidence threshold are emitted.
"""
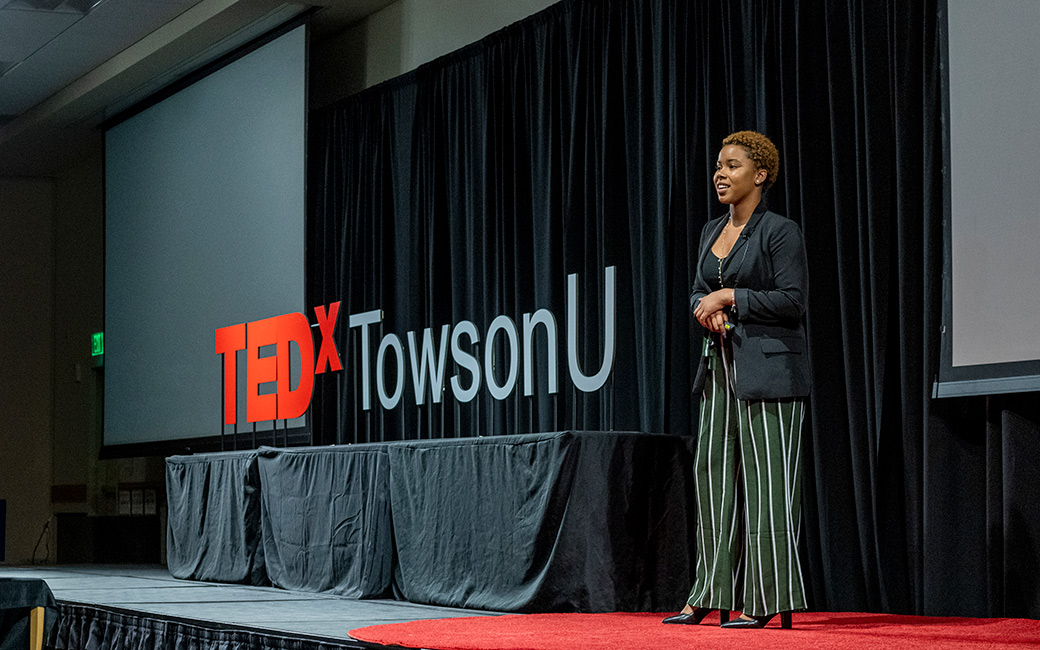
[719,611,792,629]
[661,608,730,625]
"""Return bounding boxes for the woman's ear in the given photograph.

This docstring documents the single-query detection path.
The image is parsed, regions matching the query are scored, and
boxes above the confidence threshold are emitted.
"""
[755,168,767,186]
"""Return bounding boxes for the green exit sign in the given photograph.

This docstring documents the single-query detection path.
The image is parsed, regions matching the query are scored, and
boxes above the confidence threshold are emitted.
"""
[91,332,104,356]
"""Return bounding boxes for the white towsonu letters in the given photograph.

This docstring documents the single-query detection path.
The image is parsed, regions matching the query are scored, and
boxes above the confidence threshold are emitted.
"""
[350,266,616,409]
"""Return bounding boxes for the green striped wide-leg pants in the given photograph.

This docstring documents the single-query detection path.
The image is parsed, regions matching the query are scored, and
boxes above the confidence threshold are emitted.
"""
[686,336,808,617]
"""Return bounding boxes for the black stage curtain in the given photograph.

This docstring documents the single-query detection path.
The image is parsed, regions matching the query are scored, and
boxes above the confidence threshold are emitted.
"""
[309,0,1040,618]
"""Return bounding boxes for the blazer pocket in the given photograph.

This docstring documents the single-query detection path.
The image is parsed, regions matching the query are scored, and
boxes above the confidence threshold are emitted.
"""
[760,336,804,355]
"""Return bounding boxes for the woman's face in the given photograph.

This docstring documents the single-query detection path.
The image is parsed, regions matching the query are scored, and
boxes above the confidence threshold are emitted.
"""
[713,145,766,205]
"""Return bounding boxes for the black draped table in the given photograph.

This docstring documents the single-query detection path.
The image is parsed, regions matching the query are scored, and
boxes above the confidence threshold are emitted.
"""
[258,444,393,597]
[0,578,57,650]
[166,450,267,585]
[165,431,696,612]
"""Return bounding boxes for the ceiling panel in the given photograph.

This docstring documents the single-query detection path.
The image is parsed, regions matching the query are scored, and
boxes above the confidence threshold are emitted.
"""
[3,0,91,13]
[0,0,202,115]
[0,0,398,176]
[0,6,80,61]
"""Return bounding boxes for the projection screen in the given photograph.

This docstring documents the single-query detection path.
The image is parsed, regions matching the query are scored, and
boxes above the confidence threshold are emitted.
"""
[104,25,307,449]
[936,0,1040,397]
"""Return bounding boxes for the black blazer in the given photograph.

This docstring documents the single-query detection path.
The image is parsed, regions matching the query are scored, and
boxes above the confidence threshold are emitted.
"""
[690,201,811,400]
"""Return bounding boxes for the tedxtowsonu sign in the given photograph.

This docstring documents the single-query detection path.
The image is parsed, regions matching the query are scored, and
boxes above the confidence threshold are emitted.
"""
[216,266,616,425]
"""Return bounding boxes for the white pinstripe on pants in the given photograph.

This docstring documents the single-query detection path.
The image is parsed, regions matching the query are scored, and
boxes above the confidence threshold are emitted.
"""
[686,336,807,616]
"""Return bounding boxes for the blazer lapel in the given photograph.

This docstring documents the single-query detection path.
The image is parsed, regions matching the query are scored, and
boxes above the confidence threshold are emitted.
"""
[725,200,769,285]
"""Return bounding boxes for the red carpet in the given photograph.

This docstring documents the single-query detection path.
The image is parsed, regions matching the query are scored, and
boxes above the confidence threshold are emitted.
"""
[349,610,1040,650]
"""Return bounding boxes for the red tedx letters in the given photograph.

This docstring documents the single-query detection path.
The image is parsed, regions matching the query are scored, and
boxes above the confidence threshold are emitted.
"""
[215,302,340,424]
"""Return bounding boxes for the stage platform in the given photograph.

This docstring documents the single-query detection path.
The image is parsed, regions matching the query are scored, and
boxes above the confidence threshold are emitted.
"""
[0,564,500,649]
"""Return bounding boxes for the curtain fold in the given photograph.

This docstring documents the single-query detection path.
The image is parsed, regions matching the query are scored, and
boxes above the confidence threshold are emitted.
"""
[308,0,1040,618]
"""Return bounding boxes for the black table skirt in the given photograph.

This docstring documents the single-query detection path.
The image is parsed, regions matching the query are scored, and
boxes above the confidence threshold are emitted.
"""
[166,450,267,585]
[0,578,57,650]
[258,444,393,597]
[165,431,696,611]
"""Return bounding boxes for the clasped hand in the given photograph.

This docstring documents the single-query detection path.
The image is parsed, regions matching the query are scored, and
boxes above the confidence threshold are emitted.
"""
[694,290,731,334]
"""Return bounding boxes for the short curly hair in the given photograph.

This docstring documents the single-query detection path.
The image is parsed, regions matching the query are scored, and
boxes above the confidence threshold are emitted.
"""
[722,131,780,191]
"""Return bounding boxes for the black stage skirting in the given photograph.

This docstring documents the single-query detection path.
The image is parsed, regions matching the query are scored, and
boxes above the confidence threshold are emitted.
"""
[56,603,364,650]
[166,431,696,612]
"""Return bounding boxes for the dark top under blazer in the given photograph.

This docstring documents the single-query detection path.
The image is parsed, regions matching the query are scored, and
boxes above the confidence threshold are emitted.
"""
[690,200,811,400]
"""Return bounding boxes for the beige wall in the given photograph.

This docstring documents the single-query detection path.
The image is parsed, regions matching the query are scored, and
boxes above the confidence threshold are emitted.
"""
[0,143,157,565]
[398,0,559,72]
[311,0,559,106]
[0,178,56,564]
